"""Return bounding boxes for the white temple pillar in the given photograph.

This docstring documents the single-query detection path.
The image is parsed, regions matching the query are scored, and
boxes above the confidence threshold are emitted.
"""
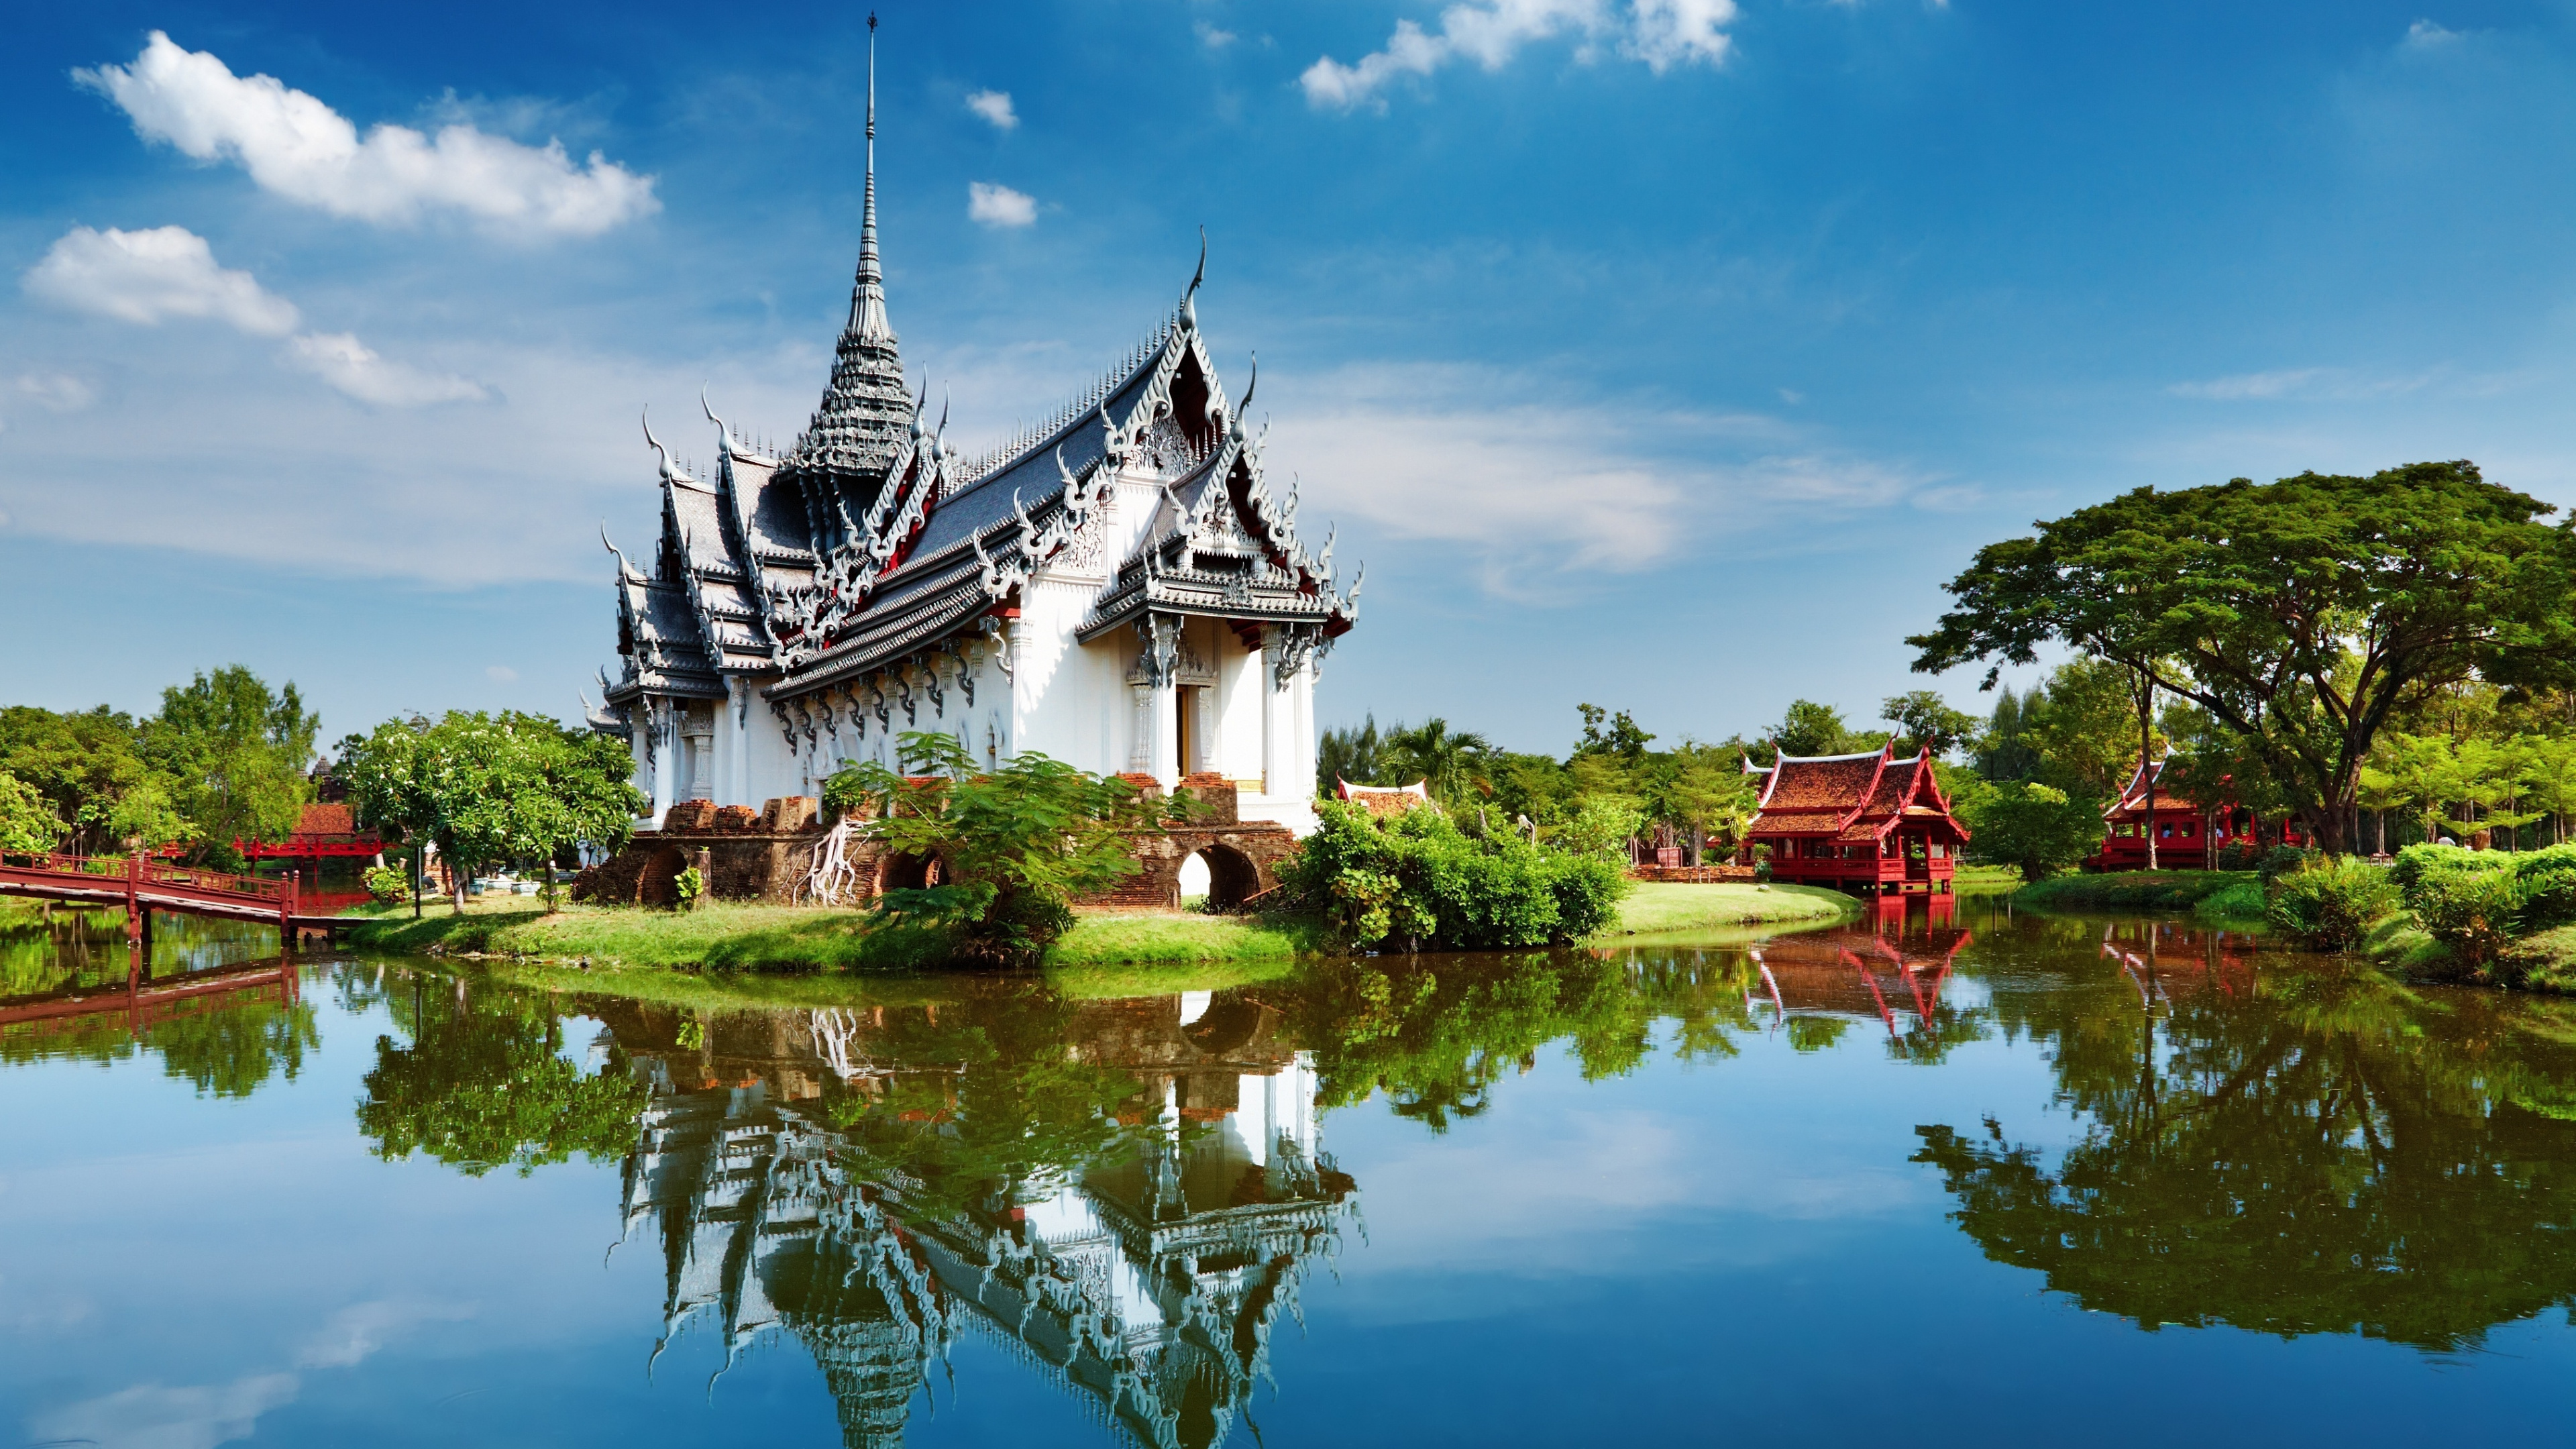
[647,699,674,824]
[728,680,751,806]
[1146,680,1180,788]
[1261,634,1289,796]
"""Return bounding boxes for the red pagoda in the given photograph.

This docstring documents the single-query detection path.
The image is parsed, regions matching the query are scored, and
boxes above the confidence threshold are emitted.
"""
[1743,745,1969,895]
[2086,757,2304,871]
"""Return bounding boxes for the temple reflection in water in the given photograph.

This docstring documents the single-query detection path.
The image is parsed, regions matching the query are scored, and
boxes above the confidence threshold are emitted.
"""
[608,990,1354,1449]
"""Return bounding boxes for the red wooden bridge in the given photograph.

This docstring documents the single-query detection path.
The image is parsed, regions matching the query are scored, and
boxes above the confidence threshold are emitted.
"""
[0,851,351,941]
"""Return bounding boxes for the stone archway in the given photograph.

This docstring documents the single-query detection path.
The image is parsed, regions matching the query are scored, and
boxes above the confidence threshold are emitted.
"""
[637,846,688,907]
[875,853,943,893]
[1178,843,1263,910]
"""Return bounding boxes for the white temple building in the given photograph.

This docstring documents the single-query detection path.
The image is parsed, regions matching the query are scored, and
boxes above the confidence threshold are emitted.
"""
[591,30,1357,835]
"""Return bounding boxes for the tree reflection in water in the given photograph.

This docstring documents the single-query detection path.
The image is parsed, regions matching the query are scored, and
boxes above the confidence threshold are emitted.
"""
[1913,916,2576,1350]
[0,907,317,1096]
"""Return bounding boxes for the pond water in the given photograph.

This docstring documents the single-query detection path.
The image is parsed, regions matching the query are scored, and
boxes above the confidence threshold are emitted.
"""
[7,896,2576,1448]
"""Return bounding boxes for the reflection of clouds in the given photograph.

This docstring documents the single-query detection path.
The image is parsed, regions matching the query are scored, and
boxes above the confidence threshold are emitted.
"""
[298,1298,476,1368]
[1345,1099,1920,1286]
[28,1371,299,1449]
[25,1297,472,1449]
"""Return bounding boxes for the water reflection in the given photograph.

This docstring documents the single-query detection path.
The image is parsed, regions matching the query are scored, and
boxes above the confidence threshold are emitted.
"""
[297,898,2576,1440]
[0,906,315,1095]
[602,987,1352,1449]
[1912,913,2576,1350]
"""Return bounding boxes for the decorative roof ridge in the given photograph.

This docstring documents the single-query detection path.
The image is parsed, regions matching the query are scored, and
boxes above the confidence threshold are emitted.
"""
[949,302,1192,488]
[1837,747,1894,831]
[1772,748,1890,764]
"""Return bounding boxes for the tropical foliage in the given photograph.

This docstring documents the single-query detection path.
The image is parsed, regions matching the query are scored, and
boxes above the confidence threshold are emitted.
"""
[1275,798,1627,951]
[338,710,643,914]
[0,665,318,865]
[1911,462,2576,855]
[822,731,1167,965]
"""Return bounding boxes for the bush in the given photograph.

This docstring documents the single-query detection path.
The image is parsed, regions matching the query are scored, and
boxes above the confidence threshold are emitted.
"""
[2408,867,2522,969]
[2387,843,2576,969]
[362,865,410,906]
[2265,859,2399,949]
[2213,841,2259,871]
[1278,800,1630,951]
[674,866,704,910]
[2257,844,2318,884]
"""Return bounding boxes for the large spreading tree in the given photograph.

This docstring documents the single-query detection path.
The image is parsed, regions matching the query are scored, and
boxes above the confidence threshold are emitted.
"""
[1909,462,2576,854]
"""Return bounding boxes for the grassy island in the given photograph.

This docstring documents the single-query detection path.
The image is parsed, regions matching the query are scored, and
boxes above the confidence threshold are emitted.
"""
[339,877,1860,978]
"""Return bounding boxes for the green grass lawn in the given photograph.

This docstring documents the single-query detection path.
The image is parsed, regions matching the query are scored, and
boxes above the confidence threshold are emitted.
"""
[343,874,1863,983]
[1607,880,1860,935]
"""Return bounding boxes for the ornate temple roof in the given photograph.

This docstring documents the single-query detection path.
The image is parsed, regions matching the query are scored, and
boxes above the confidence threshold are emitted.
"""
[1746,745,1968,843]
[597,31,1356,727]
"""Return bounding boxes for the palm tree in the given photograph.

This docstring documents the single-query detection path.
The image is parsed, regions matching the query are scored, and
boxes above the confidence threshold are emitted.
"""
[1385,718,1495,813]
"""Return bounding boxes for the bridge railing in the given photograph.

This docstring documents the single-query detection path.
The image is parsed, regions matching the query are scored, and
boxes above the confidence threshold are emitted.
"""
[0,851,291,904]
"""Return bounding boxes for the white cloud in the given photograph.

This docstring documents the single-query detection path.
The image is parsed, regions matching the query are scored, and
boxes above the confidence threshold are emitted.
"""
[1265,362,1934,590]
[2403,19,2461,50]
[964,89,1018,130]
[76,32,657,236]
[1301,0,1734,111]
[1196,19,1239,49]
[967,180,1038,228]
[22,225,299,335]
[28,1372,300,1449]
[21,226,488,407]
[484,664,519,682]
[286,333,487,407]
[16,371,98,413]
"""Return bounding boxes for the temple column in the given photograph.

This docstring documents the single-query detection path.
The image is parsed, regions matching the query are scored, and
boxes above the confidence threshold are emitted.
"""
[647,698,675,825]
[1261,633,1290,796]
[1146,680,1180,788]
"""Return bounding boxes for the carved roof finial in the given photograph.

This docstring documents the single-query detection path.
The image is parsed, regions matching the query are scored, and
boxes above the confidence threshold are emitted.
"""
[642,408,684,483]
[700,386,733,457]
[1182,225,1206,324]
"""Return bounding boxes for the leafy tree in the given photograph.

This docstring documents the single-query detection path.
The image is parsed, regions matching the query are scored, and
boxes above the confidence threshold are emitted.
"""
[825,731,1164,965]
[0,769,64,855]
[1771,699,1858,757]
[1911,462,2576,854]
[1666,743,1758,861]
[1957,782,2100,880]
[0,705,164,855]
[1316,714,1388,796]
[142,667,320,868]
[2020,658,2150,804]
[2524,736,2576,847]
[339,711,642,915]
[1973,685,2043,782]
[1882,690,1980,759]
[1574,704,1656,761]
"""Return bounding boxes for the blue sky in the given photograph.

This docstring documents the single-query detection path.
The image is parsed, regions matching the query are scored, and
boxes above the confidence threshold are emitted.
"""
[3,0,2573,755]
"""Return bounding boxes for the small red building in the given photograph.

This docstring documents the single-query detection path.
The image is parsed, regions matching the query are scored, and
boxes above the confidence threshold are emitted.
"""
[237,804,383,868]
[1743,745,1969,895]
[2086,758,2304,871]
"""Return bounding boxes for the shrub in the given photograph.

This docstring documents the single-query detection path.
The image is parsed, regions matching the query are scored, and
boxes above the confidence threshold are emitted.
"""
[674,866,704,910]
[2265,859,2399,949]
[2213,841,2259,871]
[362,865,410,906]
[1278,799,1630,951]
[2257,844,2318,884]
[2408,867,2522,969]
